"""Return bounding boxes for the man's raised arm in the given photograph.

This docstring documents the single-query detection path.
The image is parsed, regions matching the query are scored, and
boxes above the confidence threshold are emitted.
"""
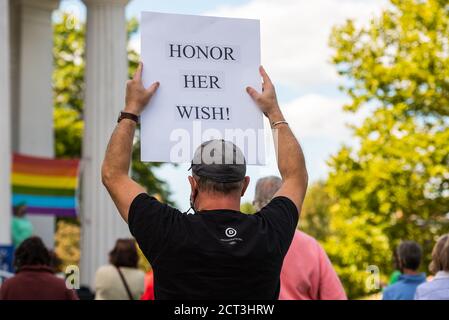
[101,62,159,222]
[246,66,308,212]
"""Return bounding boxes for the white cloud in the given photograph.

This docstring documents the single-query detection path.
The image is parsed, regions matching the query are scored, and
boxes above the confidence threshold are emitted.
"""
[253,93,366,180]
[282,94,361,141]
[206,0,388,88]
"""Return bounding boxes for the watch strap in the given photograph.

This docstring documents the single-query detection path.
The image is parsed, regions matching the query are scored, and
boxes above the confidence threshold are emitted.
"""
[118,111,139,124]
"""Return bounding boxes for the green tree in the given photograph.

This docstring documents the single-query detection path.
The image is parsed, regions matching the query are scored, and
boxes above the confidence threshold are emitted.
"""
[53,14,85,158]
[300,181,333,242]
[327,0,449,298]
[240,202,256,214]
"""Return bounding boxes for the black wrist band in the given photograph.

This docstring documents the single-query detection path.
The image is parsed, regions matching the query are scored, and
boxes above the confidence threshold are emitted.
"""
[118,111,139,124]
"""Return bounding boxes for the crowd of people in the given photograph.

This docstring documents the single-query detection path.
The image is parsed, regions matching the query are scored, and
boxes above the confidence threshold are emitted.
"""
[1,175,448,300]
[1,64,448,300]
[383,237,449,300]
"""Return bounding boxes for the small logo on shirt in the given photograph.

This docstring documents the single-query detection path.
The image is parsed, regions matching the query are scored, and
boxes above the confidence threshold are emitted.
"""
[225,227,237,238]
[220,227,243,245]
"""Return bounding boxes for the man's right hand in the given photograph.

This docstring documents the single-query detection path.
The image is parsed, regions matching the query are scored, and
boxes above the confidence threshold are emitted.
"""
[125,62,160,116]
[247,65,308,214]
[246,66,280,118]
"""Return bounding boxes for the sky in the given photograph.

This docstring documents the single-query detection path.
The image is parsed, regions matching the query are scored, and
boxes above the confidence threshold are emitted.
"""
[58,0,388,210]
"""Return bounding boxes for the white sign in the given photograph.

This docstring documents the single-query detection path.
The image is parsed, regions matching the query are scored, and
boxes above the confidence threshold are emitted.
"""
[140,12,265,164]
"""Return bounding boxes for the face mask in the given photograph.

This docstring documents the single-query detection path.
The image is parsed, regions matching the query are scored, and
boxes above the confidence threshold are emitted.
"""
[184,189,198,214]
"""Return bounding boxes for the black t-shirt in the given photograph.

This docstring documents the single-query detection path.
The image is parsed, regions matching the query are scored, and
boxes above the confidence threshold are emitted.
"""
[128,193,298,300]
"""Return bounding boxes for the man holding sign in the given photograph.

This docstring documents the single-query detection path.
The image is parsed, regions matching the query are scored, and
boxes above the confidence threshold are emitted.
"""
[102,62,308,299]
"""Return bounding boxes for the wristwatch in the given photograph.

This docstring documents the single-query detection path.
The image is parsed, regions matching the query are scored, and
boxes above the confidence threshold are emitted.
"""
[117,111,139,124]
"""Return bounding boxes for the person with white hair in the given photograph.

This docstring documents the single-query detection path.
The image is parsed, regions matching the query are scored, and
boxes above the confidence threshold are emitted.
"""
[253,176,347,300]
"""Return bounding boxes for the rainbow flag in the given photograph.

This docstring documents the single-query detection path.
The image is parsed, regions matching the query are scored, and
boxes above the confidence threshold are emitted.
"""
[11,154,81,217]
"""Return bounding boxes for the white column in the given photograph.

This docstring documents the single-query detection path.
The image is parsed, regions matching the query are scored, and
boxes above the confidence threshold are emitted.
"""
[16,0,60,249]
[81,0,130,287]
[17,0,58,156]
[0,0,12,246]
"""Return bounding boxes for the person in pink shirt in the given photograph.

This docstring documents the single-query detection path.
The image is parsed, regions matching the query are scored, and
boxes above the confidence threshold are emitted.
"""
[253,176,347,300]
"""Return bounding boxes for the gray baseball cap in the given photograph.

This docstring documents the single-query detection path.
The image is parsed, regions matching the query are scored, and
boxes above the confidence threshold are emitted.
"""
[189,139,246,183]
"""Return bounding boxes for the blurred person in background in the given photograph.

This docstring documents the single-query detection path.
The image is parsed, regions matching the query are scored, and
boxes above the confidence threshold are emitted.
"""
[0,237,78,300]
[383,241,426,300]
[415,234,449,300]
[387,249,402,285]
[11,202,33,248]
[140,270,155,300]
[253,176,347,300]
[48,250,65,279]
[94,239,145,300]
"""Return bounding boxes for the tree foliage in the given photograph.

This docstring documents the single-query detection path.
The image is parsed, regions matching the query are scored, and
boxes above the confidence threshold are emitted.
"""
[53,14,85,158]
[300,181,333,242]
[327,0,449,298]
[54,220,80,270]
[240,202,256,214]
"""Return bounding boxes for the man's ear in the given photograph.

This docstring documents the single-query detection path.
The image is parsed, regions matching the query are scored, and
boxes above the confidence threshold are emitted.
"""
[399,258,405,270]
[241,176,250,197]
[188,176,198,194]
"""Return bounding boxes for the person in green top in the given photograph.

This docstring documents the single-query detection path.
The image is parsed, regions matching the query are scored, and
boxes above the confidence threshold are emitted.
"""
[388,248,402,285]
[11,202,33,248]
[389,270,402,285]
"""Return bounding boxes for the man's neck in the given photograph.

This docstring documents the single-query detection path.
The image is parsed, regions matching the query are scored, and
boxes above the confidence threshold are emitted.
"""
[403,268,420,276]
[195,192,241,212]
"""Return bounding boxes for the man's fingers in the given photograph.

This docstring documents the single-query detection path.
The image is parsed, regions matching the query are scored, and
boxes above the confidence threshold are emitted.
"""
[146,81,160,95]
[133,62,143,81]
[259,65,273,86]
[246,86,260,100]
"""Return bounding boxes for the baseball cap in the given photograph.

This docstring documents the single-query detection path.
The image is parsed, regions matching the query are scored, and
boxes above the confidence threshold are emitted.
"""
[189,139,246,183]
